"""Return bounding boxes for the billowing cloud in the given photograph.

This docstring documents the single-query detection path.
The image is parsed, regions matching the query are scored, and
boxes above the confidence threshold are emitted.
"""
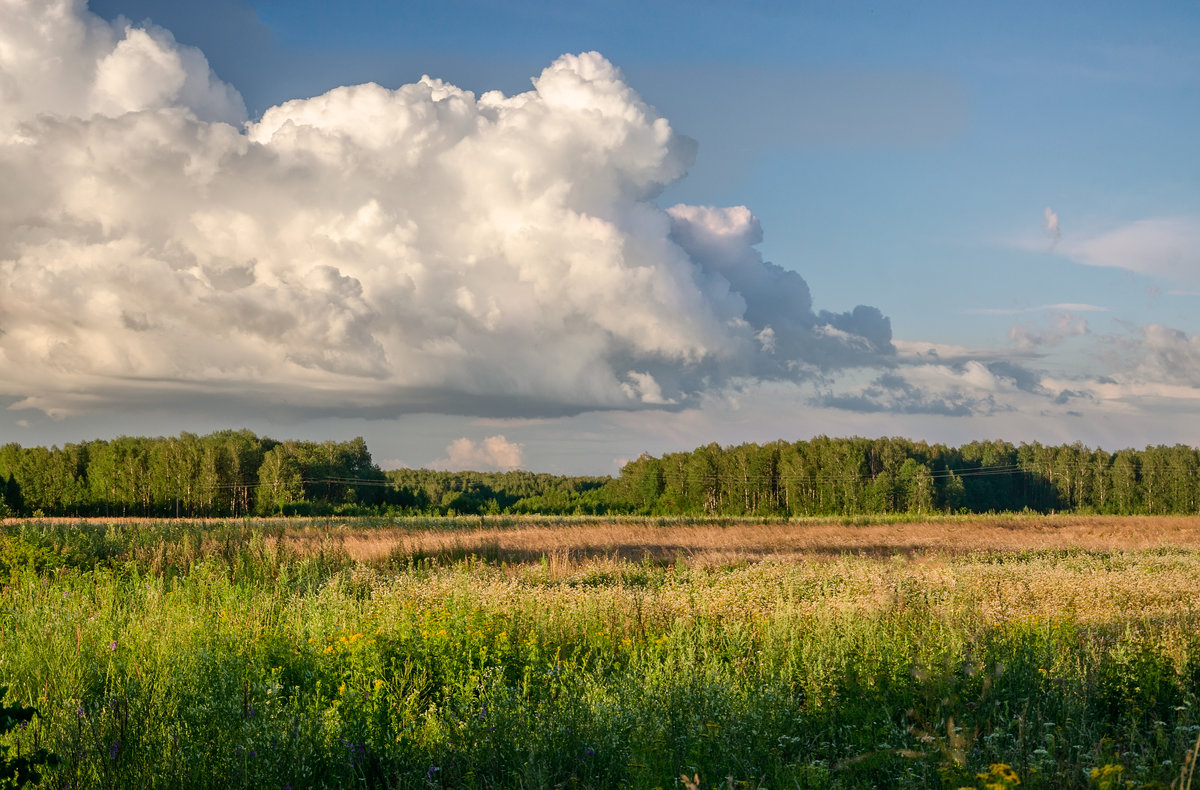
[865,321,1200,421]
[0,0,894,420]
[0,0,246,132]
[816,361,1020,417]
[1112,323,1200,388]
[431,435,524,472]
[666,203,894,374]
[1009,311,1090,350]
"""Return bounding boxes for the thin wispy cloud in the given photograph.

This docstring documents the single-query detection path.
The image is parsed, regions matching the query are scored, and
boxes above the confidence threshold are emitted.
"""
[966,303,1108,316]
[1059,218,1200,286]
[1044,206,1060,248]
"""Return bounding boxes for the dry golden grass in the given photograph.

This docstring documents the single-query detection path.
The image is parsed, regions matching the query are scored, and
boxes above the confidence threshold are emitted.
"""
[331,538,1200,631]
[276,515,1200,629]
[12,515,1200,629]
[7,514,1199,641]
[272,514,1200,565]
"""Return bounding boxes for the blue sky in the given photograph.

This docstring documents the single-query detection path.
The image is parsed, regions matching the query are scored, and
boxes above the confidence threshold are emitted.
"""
[2,0,1199,472]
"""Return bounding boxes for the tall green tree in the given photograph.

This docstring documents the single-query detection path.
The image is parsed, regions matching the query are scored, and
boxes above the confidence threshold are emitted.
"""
[256,446,304,515]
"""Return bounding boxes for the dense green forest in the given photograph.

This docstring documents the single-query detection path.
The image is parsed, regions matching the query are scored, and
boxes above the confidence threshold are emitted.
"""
[0,431,608,518]
[383,468,610,515]
[0,431,387,518]
[611,437,1200,516]
[2,431,1200,518]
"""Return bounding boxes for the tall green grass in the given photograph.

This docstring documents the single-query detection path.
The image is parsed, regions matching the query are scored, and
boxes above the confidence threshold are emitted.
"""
[0,520,1197,788]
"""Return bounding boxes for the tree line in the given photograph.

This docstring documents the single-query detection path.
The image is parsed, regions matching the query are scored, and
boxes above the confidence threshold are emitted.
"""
[0,431,610,518]
[0,431,386,518]
[611,437,1200,516]
[3,432,1200,518]
[383,468,611,515]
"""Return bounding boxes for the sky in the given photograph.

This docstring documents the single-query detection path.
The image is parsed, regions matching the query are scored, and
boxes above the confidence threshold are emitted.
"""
[1,0,1198,474]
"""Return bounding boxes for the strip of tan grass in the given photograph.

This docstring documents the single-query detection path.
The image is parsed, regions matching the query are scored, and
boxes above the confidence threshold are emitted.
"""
[280,514,1200,565]
[332,546,1200,631]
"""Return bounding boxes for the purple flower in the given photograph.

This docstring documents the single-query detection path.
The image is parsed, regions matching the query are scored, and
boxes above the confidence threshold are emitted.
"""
[109,640,117,651]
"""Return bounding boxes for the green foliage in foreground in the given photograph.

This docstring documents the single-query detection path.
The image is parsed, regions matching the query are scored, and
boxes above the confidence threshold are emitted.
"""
[0,523,1197,788]
[0,687,58,787]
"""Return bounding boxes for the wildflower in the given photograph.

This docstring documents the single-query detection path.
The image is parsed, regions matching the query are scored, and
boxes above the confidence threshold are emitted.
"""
[109,640,117,651]
[974,763,1020,789]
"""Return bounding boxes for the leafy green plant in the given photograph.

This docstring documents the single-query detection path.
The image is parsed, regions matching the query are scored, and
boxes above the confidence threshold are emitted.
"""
[0,688,57,788]
[0,536,58,583]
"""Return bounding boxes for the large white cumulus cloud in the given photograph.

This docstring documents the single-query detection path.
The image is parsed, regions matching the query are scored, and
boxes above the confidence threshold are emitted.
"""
[0,0,892,419]
[0,0,245,130]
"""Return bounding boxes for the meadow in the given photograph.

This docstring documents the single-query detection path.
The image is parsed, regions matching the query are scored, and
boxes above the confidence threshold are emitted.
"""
[0,515,1199,788]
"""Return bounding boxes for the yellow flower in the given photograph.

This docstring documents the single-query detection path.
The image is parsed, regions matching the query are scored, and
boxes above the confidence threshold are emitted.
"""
[975,763,1020,788]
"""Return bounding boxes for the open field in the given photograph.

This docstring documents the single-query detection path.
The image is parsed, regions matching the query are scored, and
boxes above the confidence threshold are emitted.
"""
[276,513,1200,563]
[14,512,1200,560]
[1,515,1199,788]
